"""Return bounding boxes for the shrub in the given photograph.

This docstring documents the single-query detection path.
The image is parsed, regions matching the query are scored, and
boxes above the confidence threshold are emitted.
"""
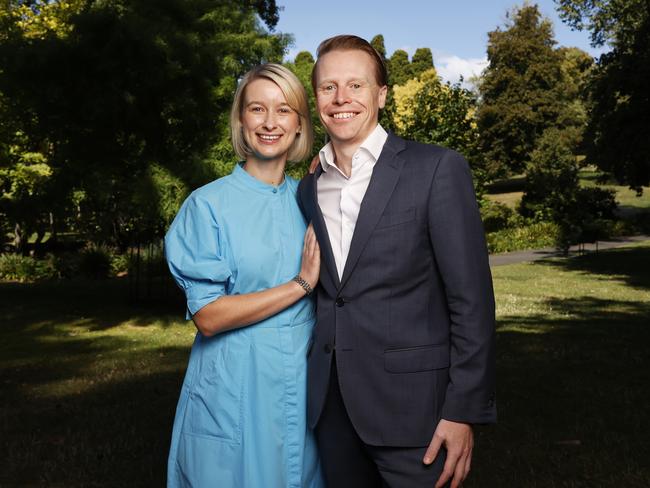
[0,253,58,282]
[481,200,515,233]
[78,245,112,279]
[111,253,132,276]
[486,222,559,253]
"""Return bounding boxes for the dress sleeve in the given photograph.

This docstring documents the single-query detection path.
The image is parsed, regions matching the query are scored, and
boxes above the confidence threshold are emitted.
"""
[164,193,233,320]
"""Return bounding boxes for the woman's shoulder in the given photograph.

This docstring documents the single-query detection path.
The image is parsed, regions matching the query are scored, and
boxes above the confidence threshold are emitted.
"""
[284,173,301,192]
[191,174,233,199]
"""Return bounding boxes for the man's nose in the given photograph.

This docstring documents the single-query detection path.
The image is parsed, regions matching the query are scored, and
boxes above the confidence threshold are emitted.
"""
[335,86,351,105]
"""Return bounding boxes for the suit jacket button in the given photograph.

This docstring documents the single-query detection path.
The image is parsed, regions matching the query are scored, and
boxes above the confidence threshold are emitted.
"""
[335,297,345,307]
[323,344,332,354]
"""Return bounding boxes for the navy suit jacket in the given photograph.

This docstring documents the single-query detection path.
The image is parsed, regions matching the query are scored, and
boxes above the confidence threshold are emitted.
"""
[298,133,496,447]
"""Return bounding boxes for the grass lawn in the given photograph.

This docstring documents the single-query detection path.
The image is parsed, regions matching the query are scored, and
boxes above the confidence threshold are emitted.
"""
[2,242,650,486]
[486,168,650,214]
[468,240,650,487]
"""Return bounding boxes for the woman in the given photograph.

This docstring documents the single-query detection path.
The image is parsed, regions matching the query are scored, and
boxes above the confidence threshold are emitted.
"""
[164,64,323,487]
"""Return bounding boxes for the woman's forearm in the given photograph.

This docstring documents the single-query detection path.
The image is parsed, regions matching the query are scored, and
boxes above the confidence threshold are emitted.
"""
[192,280,309,337]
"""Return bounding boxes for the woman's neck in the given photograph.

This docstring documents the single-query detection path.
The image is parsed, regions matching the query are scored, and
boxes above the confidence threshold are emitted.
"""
[243,157,286,186]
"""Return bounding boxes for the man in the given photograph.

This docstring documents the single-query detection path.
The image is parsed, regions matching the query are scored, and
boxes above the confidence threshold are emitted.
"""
[298,35,496,488]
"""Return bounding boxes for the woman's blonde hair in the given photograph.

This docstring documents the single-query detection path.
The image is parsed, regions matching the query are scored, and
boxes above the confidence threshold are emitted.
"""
[230,63,313,163]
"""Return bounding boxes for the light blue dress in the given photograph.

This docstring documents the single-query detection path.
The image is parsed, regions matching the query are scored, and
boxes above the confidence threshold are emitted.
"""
[164,163,323,488]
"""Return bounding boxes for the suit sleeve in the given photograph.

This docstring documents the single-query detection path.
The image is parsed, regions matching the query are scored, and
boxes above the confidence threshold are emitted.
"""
[297,174,311,220]
[427,149,497,424]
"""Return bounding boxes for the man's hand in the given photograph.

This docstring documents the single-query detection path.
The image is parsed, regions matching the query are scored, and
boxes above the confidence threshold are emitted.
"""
[308,154,320,174]
[423,419,473,488]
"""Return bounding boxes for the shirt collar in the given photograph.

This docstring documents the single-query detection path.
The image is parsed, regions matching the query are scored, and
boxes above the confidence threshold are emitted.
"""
[319,124,388,172]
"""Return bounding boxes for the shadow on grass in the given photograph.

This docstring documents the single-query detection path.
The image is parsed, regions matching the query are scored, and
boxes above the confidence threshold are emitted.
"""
[535,244,650,291]
[0,277,186,332]
[468,291,650,487]
[0,278,190,487]
[1,364,184,487]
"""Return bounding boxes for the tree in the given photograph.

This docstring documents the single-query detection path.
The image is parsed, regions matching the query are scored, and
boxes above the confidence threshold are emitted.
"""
[521,127,616,252]
[370,34,386,61]
[556,0,650,191]
[388,49,412,86]
[411,47,434,77]
[392,69,486,192]
[284,50,324,176]
[477,4,565,179]
[556,46,594,151]
[0,0,288,249]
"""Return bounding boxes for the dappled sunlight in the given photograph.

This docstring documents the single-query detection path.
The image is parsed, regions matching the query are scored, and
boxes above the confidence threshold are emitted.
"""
[534,242,650,291]
[496,324,549,334]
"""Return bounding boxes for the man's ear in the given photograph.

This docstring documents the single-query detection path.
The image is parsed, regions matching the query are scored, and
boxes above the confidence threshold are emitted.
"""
[378,85,388,109]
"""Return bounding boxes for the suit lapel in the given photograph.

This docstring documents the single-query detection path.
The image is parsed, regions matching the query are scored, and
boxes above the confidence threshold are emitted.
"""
[308,166,341,290]
[339,134,406,290]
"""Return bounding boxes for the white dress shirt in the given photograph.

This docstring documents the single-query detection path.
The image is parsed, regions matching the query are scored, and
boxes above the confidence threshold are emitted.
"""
[317,124,388,278]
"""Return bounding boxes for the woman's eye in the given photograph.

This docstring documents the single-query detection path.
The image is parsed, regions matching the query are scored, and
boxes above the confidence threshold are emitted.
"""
[250,106,264,112]
[279,107,293,114]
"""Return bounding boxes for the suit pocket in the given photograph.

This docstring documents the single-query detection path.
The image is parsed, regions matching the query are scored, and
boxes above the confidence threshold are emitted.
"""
[384,343,450,373]
[375,207,416,230]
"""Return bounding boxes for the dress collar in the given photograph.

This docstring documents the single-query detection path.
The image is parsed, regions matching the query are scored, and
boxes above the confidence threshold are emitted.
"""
[232,162,288,195]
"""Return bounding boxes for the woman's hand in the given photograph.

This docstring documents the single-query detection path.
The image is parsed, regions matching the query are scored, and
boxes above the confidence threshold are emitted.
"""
[299,224,320,289]
[194,224,321,336]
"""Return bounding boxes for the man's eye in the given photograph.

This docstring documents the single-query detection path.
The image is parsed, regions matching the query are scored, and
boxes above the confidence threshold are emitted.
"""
[351,83,361,89]
[323,84,336,92]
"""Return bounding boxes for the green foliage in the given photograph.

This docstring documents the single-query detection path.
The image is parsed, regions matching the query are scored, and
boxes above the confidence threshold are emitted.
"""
[557,0,650,190]
[0,0,288,249]
[410,48,434,77]
[585,16,650,191]
[486,221,559,253]
[477,4,565,178]
[0,253,58,281]
[284,49,324,175]
[520,128,620,252]
[370,34,386,60]
[77,245,112,279]
[392,69,486,192]
[388,49,412,86]
[480,200,517,233]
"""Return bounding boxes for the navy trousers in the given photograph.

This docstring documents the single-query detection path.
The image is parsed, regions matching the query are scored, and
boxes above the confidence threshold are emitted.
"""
[314,355,450,488]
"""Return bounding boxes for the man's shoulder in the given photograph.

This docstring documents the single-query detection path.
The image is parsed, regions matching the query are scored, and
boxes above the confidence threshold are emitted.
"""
[388,133,465,169]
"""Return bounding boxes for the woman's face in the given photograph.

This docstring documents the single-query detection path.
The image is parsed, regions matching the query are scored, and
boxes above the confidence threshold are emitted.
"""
[241,78,301,165]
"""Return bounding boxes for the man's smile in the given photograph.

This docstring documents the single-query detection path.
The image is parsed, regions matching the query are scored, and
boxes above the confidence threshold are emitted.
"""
[331,112,359,120]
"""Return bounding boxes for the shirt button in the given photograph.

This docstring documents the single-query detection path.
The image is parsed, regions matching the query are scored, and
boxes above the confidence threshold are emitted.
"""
[272,188,277,193]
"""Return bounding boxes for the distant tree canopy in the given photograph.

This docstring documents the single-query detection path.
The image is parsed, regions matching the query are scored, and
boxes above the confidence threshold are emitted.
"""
[370,34,387,61]
[0,0,289,249]
[477,4,568,179]
[556,0,650,191]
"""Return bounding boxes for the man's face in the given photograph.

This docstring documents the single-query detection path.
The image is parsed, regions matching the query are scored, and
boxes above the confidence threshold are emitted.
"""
[314,49,387,148]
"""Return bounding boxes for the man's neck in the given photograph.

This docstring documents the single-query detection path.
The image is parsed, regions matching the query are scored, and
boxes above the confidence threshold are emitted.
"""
[330,143,358,178]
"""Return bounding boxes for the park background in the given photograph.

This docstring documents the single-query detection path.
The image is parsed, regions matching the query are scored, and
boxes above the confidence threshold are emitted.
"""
[0,0,648,486]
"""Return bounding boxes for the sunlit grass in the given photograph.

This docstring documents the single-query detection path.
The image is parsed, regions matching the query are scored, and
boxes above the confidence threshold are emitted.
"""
[2,243,649,486]
[487,168,650,213]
